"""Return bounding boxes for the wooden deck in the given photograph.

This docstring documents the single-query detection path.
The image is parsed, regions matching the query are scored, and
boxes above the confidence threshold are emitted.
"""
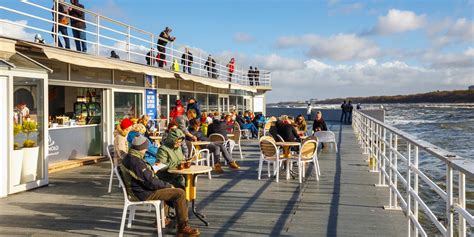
[0,124,407,236]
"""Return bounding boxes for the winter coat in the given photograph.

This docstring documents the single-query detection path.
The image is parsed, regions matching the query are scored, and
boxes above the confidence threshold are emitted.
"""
[156,129,186,169]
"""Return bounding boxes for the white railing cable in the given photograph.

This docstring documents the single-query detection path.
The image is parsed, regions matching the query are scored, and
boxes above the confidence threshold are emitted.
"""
[352,110,473,237]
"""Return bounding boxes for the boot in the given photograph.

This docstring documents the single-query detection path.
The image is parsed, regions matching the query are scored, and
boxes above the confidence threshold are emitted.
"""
[214,163,224,174]
[229,161,240,170]
[177,222,200,235]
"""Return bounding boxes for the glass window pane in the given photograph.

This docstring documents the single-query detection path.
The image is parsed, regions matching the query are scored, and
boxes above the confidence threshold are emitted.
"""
[13,77,45,184]
[208,94,218,112]
[114,92,142,123]
[196,93,207,111]
[159,94,168,119]
[179,92,194,108]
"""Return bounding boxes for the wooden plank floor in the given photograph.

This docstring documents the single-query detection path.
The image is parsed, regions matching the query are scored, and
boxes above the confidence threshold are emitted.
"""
[0,124,407,236]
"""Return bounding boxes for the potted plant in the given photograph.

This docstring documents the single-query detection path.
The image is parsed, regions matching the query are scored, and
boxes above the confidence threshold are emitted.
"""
[21,120,39,183]
[10,124,24,186]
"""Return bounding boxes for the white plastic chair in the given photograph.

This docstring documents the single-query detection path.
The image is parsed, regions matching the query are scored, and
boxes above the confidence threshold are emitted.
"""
[291,139,321,183]
[230,123,244,160]
[314,131,338,152]
[258,138,286,182]
[209,133,230,165]
[107,144,118,193]
[187,141,212,179]
[114,167,164,237]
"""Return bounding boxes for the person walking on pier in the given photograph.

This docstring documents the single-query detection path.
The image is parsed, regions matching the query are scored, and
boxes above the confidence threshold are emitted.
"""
[227,58,235,82]
[340,100,347,123]
[51,1,70,49]
[248,66,255,86]
[157,27,176,68]
[180,48,193,74]
[69,0,87,52]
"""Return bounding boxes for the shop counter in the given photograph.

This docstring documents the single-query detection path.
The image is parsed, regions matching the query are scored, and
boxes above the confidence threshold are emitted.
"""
[48,124,102,164]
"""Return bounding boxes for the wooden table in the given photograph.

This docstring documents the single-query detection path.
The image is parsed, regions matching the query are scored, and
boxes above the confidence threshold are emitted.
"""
[275,141,301,180]
[168,165,212,226]
[191,141,211,146]
[227,134,234,138]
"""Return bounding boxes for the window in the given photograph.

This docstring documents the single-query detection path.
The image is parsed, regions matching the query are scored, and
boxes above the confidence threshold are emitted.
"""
[208,94,218,112]
[159,94,168,119]
[114,92,142,123]
[229,95,238,112]
[196,93,208,111]
[179,92,194,108]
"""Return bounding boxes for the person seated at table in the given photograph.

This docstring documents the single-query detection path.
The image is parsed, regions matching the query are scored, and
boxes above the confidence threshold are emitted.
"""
[238,111,258,138]
[120,135,200,235]
[277,116,301,143]
[294,114,308,136]
[137,114,154,139]
[252,113,266,130]
[114,118,134,165]
[188,119,238,173]
[312,111,328,133]
[156,128,187,190]
[224,114,234,134]
[207,118,240,169]
[127,124,158,165]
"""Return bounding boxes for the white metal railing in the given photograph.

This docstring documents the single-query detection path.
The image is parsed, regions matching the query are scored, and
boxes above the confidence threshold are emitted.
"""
[352,109,473,237]
[0,0,271,88]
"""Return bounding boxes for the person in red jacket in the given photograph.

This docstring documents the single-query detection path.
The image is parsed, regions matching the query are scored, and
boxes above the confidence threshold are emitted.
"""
[170,100,185,121]
[227,58,235,82]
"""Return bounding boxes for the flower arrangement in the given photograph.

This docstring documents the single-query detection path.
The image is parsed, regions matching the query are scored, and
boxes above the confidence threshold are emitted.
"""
[22,120,38,148]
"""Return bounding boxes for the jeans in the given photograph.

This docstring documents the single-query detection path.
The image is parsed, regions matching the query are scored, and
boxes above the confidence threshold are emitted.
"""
[52,25,70,49]
[182,65,191,73]
[243,123,258,137]
[146,188,188,225]
[207,143,234,164]
[348,112,352,124]
[157,46,166,68]
[340,111,347,123]
[72,29,87,52]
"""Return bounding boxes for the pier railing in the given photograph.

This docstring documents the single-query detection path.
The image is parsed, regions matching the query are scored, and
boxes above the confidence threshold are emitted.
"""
[0,0,271,88]
[352,109,473,237]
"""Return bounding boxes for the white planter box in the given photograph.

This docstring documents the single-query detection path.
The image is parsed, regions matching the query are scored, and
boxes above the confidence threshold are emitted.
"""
[10,149,24,186]
[21,147,39,183]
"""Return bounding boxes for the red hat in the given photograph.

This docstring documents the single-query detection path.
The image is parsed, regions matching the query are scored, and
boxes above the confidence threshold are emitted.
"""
[120,118,133,130]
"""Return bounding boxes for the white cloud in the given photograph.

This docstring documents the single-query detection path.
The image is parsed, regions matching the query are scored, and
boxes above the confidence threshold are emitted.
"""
[373,9,427,35]
[233,32,255,44]
[427,18,474,47]
[0,19,36,41]
[276,33,380,61]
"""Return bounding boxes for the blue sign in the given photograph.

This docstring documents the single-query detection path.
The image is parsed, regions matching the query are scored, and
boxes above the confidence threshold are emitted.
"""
[145,89,157,120]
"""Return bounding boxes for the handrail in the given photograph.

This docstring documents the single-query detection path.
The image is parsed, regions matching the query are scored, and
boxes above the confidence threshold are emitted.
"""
[0,0,271,88]
[352,109,473,237]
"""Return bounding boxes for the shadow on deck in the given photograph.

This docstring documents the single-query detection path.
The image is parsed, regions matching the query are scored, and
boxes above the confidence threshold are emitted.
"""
[0,124,407,236]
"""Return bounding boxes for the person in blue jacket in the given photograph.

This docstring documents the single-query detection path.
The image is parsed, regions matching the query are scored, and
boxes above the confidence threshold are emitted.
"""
[127,124,158,165]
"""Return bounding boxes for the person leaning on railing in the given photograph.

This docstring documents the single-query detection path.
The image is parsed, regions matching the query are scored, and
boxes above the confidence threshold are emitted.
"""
[227,58,235,82]
[156,27,176,68]
[51,1,70,49]
[254,67,260,86]
[181,48,193,74]
[204,55,218,78]
[248,66,255,86]
[69,0,87,52]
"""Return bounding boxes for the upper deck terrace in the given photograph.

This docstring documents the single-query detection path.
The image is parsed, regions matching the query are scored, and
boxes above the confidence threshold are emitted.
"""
[0,0,271,91]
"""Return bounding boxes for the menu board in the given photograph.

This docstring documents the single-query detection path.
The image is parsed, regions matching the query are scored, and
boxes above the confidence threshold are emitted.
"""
[145,89,157,120]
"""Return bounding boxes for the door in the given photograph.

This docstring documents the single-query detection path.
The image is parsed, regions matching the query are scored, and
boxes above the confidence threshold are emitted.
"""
[158,93,178,121]
[0,76,7,197]
[219,96,229,113]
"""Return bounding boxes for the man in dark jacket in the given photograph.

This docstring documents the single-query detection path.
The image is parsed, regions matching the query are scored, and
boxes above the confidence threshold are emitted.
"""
[120,135,199,235]
[157,27,176,68]
[51,2,70,49]
[69,0,87,52]
[248,66,254,86]
[186,98,201,118]
[181,48,193,73]
[204,55,218,78]
[340,100,347,123]
[254,67,260,86]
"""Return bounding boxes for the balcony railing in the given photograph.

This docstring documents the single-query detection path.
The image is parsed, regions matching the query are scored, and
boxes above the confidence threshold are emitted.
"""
[0,0,271,88]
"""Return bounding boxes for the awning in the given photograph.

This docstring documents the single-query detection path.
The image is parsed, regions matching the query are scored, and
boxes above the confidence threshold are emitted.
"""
[229,83,257,93]
[176,72,230,90]
[21,42,175,78]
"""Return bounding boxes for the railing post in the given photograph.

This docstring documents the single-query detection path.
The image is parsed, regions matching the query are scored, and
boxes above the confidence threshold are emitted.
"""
[446,164,453,237]
[458,172,466,237]
[382,127,387,186]
[54,0,59,47]
[127,26,131,61]
[388,132,393,208]
[407,143,412,237]
[393,134,399,208]
[96,15,100,56]
[414,145,419,237]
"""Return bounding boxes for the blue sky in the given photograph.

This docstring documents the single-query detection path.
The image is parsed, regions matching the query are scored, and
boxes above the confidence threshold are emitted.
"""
[1,0,473,102]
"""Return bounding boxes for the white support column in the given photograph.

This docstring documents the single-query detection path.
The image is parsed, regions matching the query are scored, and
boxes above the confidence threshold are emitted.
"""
[446,164,453,237]
[0,76,8,198]
[458,172,466,237]
[393,134,399,208]
[407,143,412,237]
[414,145,419,237]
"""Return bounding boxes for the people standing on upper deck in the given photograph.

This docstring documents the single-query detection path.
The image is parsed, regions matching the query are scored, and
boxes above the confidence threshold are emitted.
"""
[347,100,354,124]
[51,1,70,49]
[110,50,119,59]
[340,100,347,123]
[69,0,87,52]
[180,48,193,74]
[145,48,154,66]
[254,67,260,86]
[227,58,235,82]
[248,66,254,86]
[204,55,217,78]
[156,27,176,68]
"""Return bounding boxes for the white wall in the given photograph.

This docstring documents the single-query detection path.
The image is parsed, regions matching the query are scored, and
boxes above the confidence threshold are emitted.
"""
[253,94,265,113]
[0,76,8,197]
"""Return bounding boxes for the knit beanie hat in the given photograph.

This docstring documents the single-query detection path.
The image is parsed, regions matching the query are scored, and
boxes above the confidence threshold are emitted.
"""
[131,134,148,151]
[120,118,134,130]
